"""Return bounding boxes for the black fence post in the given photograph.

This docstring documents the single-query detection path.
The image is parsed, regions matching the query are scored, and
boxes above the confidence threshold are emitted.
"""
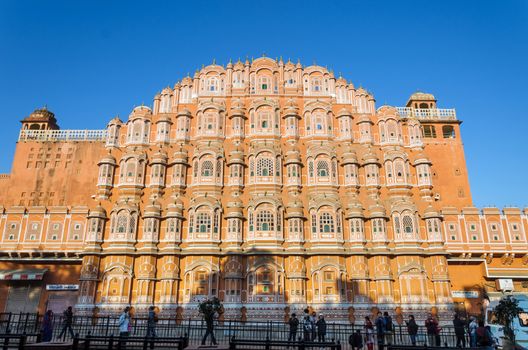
[18,333,26,350]
[6,313,12,334]
[2,330,9,350]
[86,331,92,350]
[72,333,79,350]
[108,334,114,350]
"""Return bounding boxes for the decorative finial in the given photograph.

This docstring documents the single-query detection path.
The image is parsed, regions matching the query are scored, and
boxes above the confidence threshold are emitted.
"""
[212,58,216,64]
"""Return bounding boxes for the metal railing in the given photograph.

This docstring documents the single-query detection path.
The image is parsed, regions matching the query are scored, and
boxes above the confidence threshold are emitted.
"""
[0,313,478,349]
[396,107,457,121]
[18,129,107,142]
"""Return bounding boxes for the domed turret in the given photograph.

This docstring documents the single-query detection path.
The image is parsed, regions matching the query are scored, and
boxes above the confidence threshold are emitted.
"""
[406,91,437,109]
[21,107,59,131]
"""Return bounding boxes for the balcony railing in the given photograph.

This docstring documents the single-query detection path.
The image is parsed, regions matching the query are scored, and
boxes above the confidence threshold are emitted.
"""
[396,107,457,121]
[18,129,107,142]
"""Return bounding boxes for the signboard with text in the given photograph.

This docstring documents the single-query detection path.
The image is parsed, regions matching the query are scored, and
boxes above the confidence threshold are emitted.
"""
[46,284,79,291]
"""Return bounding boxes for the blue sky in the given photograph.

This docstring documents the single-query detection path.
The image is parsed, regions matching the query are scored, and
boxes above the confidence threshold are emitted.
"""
[0,0,527,207]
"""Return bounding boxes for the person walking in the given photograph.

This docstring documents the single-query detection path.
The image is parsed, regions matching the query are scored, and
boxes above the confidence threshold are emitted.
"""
[453,314,466,348]
[316,314,327,342]
[364,316,374,350]
[288,313,299,343]
[468,316,478,347]
[405,315,419,346]
[383,312,393,346]
[118,306,131,350]
[201,310,218,346]
[41,310,54,342]
[146,306,158,349]
[58,306,75,340]
[375,312,386,350]
[425,313,439,347]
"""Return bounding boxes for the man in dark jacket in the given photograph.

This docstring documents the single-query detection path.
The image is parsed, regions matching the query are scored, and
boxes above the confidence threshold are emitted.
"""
[59,306,75,340]
[288,313,299,342]
[453,314,466,348]
[383,312,393,345]
[316,314,327,342]
[375,312,386,350]
[405,315,419,346]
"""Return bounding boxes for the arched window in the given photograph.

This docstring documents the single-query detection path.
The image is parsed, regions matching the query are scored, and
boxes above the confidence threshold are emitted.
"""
[402,215,414,233]
[201,160,213,177]
[257,158,273,177]
[256,210,274,232]
[207,77,218,92]
[317,160,329,177]
[319,212,334,233]
[442,125,455,138]
[196,213,211,233]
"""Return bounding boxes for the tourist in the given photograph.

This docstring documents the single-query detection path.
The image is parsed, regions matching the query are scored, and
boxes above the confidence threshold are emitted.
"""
[468,316,478,347]
[201,309,218,346]
[118,306,131,349]
[405,315,418,346]
[302,314,312,341]
[316,314,327,342]
[375,312,386,350]
[58,306,75,340]
[476,320,493,350]
[349,329,363,350]
[425,313,439,347]
[310,311,317,341]
[146,306,157,349]
[288,313,299,342]
[383,312,393,345]
[41,310,54,342]
[364,316,374,350]
[453,314,466,348]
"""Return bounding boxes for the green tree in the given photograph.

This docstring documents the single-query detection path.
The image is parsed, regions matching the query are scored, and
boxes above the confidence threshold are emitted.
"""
[198,297,224,324]
[494,295,522,341]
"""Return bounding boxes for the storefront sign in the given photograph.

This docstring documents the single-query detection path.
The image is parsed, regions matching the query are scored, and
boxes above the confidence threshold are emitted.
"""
[451,291,479,298]
[46,284,79,291]
[496,279,514,291]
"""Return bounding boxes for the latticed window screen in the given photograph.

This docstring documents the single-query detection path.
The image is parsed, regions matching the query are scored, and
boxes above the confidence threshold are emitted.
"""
[317,160,329,177]
[215,159,222,178]
[256,210,274,231]
[196,213,211,233]
[402,215,414,234]
[201,160,213,177]
[256,158,273,176]
[319,212,334,233]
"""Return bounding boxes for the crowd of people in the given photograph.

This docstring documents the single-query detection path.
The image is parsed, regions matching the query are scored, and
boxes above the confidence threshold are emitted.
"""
[37,305,496,349]
[286,310,496,349]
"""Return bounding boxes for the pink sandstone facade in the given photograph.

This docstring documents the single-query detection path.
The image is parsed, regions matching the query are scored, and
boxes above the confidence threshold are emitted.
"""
[0,57,527,321]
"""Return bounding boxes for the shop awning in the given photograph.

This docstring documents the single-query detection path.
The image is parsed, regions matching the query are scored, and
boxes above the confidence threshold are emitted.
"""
[0,269,47,280]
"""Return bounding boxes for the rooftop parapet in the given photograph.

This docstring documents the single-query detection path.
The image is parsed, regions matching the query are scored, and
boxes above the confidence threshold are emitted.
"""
[18,129,107,142]
[396,107,457,121]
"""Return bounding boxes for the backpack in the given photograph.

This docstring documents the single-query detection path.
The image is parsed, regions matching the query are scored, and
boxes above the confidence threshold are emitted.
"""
[385,317,393,332]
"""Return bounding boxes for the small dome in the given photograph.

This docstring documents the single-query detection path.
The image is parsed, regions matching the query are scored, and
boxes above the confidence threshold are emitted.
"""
[151,149,168,164]
[423,204,441,219]
[368,201,387,219]
[409,92,436,101]
[89,204,107,219]
[177,109,192,117]
[227,149,245,165]
[98,154,116,165]
[166,198,184,218]
[341,148,358,165]
[345,200,364,219]
[337,107,352,118]
[362,148,379,164]
[144,201,161,218]
[286,201,304,218]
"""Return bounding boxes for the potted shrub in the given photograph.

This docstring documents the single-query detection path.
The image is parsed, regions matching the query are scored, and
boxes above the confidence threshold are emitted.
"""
[494,295,522,350]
